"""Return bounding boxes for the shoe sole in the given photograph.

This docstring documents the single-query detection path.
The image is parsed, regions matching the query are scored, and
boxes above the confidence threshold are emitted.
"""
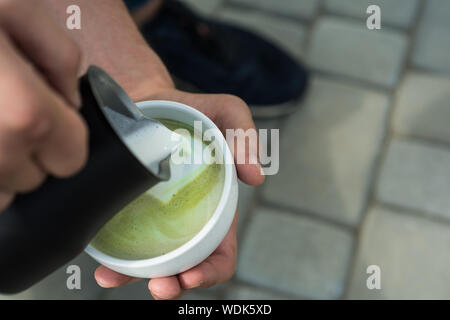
[173,75,307,119]
[250,99,302,119]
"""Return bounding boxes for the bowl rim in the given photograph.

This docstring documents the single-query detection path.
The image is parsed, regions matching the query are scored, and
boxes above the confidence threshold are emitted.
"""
[85,100,234,268]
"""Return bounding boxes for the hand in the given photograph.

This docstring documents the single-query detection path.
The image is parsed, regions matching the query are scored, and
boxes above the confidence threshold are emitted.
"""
[40,0,262,298]
[0,0,88,210]
[94,89,265,299]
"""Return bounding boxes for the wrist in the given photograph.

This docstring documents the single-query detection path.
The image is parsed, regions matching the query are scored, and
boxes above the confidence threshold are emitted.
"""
[42,0,175,101]
[100,44,175,101]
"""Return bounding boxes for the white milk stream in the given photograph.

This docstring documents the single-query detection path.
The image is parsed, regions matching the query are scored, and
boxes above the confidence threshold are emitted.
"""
[146,129,210,203]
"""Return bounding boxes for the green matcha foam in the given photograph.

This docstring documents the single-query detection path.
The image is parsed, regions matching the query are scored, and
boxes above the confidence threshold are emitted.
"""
[91,119,225,260]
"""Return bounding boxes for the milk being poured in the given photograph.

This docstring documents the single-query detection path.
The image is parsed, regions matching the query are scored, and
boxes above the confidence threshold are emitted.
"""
[91,119,225,260]
[124,117,217,203]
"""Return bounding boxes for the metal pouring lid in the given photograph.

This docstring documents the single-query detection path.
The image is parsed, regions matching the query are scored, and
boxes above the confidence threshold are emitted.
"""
[85,66,177,180]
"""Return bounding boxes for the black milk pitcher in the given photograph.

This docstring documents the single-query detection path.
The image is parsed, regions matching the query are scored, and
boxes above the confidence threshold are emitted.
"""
[0,66,175,294]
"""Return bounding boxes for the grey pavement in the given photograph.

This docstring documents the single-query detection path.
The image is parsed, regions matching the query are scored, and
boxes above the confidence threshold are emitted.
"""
[324,0,420,29]
[236,207,353,299]
[4,0,450,300]
[412,0,450,74]
[393,72,450,144]
[377,139,450,220]
[262,77,389,226]
[347,207,450,299]
[307,17,408,88]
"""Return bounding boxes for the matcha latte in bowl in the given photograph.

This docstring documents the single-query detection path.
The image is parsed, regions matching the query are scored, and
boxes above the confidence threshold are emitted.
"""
[85,100,238,278]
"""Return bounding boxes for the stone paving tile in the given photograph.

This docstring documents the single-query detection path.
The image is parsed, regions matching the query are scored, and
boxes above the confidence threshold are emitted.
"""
[235,118,281,234]
[263,77,389,226]
[377,139,450,220]
[227,0,320,20]
[348,207,450,299]
[325,0,420,29]
[412,0,450,74]
[101,275,226,300]
[393,72,450,144]
[182,290,220,300]
[225,284,292,300]
[237,181,256,235]
[308,17,408,88]
[216,7,307,60]
[236,207,353,299]
[102,281,152,300]
[102,281,220,300]
[181,0,223,16]
[0,253,102,300]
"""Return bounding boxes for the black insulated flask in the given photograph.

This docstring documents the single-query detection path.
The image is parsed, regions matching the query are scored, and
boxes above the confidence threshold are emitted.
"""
[0,66,172,294]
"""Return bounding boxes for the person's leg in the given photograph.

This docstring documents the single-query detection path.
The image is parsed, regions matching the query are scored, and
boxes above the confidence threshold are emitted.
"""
[129,0,310,118]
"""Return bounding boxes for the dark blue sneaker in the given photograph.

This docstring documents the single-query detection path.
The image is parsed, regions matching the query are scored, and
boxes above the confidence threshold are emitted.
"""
[139,0,310,118]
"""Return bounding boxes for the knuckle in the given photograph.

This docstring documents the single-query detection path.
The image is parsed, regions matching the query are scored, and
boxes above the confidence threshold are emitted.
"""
[0,0,25,22]
[39,111,88,178]
[0,0,15,12]
[222,94,247,108]
[0,158,46,193]
[59,40,81,73]
[18,171,46,193]
[221,94,251,114]
[7,99,51,141]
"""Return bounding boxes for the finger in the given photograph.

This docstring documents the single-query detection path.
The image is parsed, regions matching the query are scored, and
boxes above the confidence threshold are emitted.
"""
[148,90,265,186]
[149,276,183,300]
[0,0,82,108]
[0,109,47,192]
[228,132,264,187]
[0,30,88,179]
[0,158,46,193]
[178,212,238,289]
[178,251,236,290]
[0,191,13,212]
[0,32,87,183]
[94,265,139,288]
[197,93,264,185]
[214,95,265,186]
[34,94,89,177]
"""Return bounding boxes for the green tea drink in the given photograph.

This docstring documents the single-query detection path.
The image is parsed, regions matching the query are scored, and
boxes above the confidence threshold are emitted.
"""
[91,119,225,260]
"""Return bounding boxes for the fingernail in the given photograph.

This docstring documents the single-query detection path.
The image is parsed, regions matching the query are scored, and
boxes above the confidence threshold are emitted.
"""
[185,281,203,290]
[150,284,179,300]
[152,291,178,300]
[259,165,265,176]
[96,278,109,288]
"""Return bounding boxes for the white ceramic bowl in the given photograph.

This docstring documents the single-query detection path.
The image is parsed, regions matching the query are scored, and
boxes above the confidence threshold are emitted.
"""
[85,100,238,278]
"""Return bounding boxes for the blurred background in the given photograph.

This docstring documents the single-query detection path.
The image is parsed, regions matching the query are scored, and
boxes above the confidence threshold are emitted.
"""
[3,0,450,300]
